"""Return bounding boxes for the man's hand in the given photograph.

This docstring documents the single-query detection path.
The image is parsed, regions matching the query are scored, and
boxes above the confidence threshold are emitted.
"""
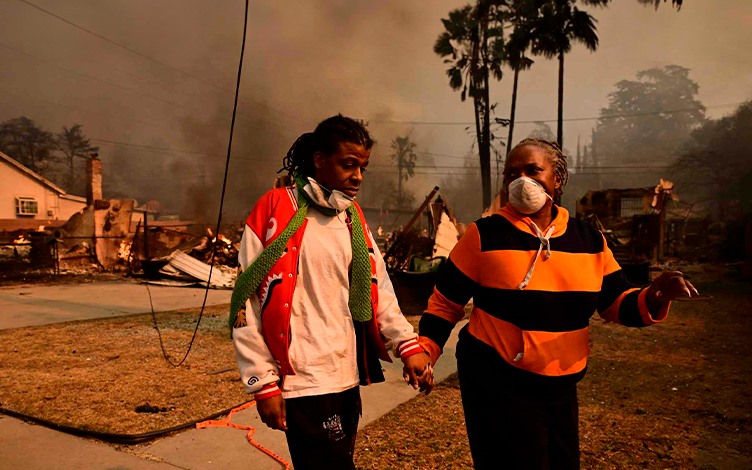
[403,352,434,395]
[647,271,699,307]
[256,395,287,431]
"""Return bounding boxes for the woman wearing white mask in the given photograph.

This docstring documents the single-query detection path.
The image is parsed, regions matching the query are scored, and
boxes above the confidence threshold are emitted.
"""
[231,115,433,470]
[416,138,698,470]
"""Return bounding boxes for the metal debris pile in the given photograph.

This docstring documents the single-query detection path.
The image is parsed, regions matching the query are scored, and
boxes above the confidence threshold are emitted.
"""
[137,227,242,289]
[186,229,240,268]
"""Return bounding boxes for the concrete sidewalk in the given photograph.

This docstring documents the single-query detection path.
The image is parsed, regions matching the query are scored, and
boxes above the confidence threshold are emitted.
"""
[0,282,231,329]
[2,321,466,470]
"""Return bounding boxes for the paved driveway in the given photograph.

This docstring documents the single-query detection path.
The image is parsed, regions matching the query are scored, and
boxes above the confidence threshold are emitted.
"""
[0,282,231,329]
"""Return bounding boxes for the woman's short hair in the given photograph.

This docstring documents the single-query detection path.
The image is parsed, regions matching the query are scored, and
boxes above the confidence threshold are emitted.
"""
[508,138,569,198]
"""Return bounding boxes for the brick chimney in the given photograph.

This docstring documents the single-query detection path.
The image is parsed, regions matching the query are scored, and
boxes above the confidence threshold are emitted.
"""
[86,156,102,206]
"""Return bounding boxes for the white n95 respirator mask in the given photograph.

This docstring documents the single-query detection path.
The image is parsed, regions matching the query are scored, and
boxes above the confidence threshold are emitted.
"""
[327,190,354,212]
[507,176,553,214]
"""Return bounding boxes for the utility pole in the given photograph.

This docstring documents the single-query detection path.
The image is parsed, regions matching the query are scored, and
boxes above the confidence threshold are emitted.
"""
[591,127,600,190]
[398,154,403,210]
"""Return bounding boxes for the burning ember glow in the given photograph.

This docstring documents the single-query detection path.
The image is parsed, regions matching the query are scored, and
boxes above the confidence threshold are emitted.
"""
[13,235,27,244]
[118,240,131,260]
[37,225,45,232]
[206,228,232,246]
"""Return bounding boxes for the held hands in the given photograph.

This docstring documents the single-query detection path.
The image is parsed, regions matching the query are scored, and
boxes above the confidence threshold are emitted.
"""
[402,352,434,395]
[648,271,700,305]
[256,395,287,431]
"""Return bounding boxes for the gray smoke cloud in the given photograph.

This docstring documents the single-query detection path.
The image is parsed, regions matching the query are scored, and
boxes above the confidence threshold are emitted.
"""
[0,0,750,220]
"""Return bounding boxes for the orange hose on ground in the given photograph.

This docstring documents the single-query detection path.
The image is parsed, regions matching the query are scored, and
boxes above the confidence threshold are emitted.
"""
[197,401,291,470]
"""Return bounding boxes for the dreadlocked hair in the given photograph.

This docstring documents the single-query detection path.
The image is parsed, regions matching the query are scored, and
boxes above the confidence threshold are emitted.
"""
[279,114,373,180]
[509,138,569,198]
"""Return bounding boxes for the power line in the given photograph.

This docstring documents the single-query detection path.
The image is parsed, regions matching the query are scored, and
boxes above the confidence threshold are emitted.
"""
[88,136,673,171]
[146,0,250,368]
[361,170,670,177]
[90,138,280,164]
[1,86,175,131]
[371,102,743,126]
[0,42,301,137]
[0,42,187,109]
[12,0,744,133]
[3,86,299,158]
[16,0,309,125]
[368,163,672,170]
[420,151,476,161]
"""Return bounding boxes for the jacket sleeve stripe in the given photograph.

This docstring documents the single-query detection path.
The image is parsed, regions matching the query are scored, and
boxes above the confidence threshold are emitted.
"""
[600,287,640,324]
[419,310,457,351]
[598,269,634,317]
[254,384,281,401]
[435,259,479,306]
[447,222,482,284]
[425,287,467,325]
[397,339,425,359]
[397,338,421,355]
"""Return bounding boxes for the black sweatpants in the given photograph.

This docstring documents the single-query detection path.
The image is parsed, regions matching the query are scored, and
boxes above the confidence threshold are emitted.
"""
[284,386,361,470]
[457,329,580,470]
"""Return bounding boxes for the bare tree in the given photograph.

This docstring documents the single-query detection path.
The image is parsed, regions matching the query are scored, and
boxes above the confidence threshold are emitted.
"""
[56,124,99,192]
[0,116,55,175]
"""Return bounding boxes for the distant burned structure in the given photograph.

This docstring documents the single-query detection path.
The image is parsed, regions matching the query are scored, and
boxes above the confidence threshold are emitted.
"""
[575,179,708,284]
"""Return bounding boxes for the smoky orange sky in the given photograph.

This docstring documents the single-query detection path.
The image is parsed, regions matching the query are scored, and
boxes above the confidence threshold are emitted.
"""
[1,0,750,216]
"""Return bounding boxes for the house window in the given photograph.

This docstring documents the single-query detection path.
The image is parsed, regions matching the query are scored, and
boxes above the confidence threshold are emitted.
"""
[15,197,39,216]
[620,197,644,217]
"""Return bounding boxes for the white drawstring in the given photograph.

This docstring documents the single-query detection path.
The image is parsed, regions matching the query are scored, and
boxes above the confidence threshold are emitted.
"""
[518,223,555,290]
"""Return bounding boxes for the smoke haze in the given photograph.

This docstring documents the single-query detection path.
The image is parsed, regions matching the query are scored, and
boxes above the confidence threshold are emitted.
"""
[0,0,750,220]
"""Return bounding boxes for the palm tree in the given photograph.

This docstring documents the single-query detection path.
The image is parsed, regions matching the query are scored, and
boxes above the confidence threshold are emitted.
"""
[503,0,536,152]
[390,136,417,210]
[528,0,606,149]
[636,0,683,9]
[434,1,507,209]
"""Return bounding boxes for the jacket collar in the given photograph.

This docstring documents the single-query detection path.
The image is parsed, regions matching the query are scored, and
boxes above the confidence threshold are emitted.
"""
[497,203,569,238]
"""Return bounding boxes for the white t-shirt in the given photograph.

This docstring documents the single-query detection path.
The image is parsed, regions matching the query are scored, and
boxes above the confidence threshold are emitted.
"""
[282,208,359,398]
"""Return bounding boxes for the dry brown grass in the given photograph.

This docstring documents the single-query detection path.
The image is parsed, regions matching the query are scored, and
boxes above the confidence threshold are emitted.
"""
[355,281,752,470]
[0,304,247,434]
[1,280,750,470]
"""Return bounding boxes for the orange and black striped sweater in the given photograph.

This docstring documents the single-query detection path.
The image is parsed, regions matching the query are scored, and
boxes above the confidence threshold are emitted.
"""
[418,204,671,395]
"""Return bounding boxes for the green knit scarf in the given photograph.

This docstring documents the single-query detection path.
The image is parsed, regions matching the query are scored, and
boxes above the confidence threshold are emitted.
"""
[229,172,373,337]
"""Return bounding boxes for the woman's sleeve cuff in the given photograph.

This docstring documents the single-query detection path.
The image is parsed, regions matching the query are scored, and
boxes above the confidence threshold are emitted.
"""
[417,336,442,366]
[637,288,671,324]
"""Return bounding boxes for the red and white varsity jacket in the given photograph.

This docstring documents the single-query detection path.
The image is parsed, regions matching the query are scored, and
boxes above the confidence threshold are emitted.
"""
[233,186,424,401]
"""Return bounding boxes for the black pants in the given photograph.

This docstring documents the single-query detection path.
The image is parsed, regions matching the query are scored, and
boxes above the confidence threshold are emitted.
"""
[457,331,580,470]
[284,386,361,470]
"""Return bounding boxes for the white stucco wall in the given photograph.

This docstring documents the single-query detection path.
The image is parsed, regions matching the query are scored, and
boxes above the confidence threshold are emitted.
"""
[0,161,57,219]
[0,159,85,221]
[59,196,87,220]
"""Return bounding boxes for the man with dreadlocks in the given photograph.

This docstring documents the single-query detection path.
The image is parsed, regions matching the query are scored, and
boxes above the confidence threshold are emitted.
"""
[416,139,698,469]
[230,114,433,469]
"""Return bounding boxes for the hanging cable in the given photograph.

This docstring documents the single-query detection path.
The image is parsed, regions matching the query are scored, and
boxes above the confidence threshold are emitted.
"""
[149,0,248,367]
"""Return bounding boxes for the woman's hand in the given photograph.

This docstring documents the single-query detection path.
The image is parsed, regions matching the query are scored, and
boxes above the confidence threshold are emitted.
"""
[403,352,434,395]
[647,271,699,305]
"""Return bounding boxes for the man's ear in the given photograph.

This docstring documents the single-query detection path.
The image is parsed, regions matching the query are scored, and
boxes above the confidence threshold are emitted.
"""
[313,151,326,169]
